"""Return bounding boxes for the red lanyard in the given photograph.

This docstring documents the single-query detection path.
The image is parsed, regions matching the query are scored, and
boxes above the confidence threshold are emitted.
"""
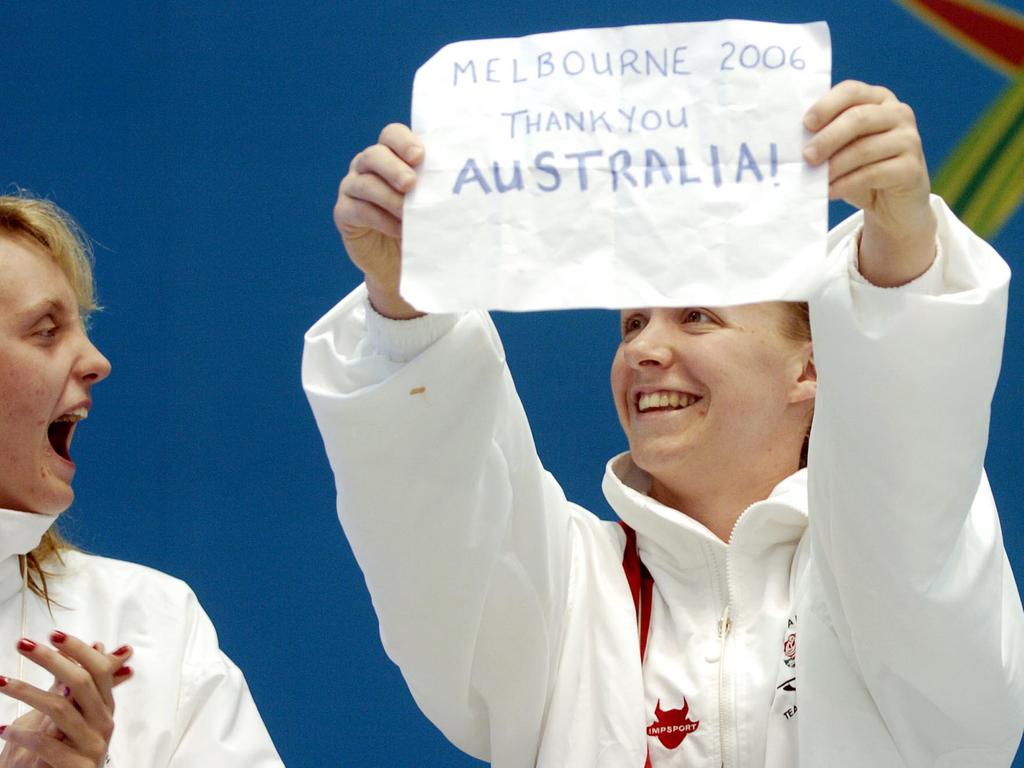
[620,522,655,768]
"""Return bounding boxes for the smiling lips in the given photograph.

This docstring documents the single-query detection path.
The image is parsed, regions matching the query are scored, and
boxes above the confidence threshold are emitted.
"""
[47,407,89,462]
[636,390,701,413]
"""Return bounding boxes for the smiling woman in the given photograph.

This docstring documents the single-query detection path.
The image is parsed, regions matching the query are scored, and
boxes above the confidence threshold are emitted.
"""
[610,303,815,541]
[0,194,284,768]
[307,80,1024,767]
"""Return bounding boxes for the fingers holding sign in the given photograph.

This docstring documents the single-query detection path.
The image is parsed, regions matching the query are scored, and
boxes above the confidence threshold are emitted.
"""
[339,126,423,238]
[335,124,425,319]
[803,80,936,286]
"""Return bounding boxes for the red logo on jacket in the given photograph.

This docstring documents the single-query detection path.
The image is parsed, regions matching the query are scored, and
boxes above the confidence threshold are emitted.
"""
[646,698,700,749]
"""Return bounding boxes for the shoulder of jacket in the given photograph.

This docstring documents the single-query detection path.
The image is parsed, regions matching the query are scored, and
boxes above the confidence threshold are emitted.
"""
[51,550,199,609]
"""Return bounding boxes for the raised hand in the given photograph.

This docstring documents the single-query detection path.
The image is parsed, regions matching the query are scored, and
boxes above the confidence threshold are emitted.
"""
[335,123,426,319]
[803,80,937,286]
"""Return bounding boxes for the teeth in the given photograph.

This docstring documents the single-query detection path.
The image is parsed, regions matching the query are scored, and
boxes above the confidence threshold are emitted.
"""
[54,407,88,423]
[637,391,698,412]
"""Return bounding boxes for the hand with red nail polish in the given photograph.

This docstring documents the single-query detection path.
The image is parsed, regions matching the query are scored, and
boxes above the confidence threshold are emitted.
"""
[0,631,134,767]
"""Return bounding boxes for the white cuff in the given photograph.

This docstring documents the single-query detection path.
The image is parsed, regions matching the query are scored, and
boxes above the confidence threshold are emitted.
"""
[363,295,461,363]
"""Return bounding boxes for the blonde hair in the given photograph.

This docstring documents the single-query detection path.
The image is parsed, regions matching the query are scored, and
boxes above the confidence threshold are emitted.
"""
[0,193,99,601]
[0,194,98,316]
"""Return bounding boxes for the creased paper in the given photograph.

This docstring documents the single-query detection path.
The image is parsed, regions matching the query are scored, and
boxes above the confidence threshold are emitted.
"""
[403,20,832,312]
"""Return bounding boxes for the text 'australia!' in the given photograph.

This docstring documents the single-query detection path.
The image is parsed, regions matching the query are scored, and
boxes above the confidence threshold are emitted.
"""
[451,143,781,195]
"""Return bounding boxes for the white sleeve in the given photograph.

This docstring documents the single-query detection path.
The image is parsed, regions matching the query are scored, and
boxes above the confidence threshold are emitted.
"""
[302,284,574,763]
[807,195,1024,758]
[168,596,283,767]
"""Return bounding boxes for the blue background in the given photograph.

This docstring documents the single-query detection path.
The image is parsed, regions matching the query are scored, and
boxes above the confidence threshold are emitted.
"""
[3,1,1022,765]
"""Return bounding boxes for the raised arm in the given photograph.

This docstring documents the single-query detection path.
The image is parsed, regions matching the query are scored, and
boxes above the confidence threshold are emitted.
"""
[801,81,1024,762]
[303,126,577,762]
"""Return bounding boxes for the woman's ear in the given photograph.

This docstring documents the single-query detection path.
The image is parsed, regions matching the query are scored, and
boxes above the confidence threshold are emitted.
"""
[789,342,817,405]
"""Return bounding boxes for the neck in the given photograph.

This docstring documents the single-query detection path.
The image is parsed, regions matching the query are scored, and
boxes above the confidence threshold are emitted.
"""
[650,479,774,542]
[648,452,802,543]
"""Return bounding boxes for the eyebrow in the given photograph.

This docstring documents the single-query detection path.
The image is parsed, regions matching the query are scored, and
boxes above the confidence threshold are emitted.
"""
[13,297,73,322]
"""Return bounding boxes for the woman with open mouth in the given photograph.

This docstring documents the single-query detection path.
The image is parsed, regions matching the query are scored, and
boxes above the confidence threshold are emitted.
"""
[0,195,283,767]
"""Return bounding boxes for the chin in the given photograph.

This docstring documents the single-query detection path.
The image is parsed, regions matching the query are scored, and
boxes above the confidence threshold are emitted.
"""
[629,431,689,462]
[24,487,73,517]
[628,442,685,479]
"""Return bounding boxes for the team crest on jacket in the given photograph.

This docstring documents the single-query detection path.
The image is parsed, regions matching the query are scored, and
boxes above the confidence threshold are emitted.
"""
[646,698,700,749]
[783,615,797,669]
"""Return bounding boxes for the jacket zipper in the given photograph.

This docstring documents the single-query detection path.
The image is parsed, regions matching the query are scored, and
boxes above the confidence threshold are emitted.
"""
[717,603,733,768]
[718,501,756,768]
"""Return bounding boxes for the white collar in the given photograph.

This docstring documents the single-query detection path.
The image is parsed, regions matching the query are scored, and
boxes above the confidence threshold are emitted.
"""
[0,508,58,604]
[602,452,808,557]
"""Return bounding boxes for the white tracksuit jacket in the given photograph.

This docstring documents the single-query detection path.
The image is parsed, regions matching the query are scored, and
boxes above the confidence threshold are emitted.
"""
[0,509,284,767]
[303,197,1024,767]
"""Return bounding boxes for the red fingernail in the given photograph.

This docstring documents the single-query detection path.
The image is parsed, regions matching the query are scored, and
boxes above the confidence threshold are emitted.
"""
[50,630,67,645]
[17,639,36,652]
[0,676,8,687]
[113,645,130,657]
[0,724,6,735]
[114,665,132,678]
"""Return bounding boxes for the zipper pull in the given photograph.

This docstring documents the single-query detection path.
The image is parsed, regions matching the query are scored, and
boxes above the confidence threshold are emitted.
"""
[717,604,732,639]
[713,605,732,663]
[705,605,733,663]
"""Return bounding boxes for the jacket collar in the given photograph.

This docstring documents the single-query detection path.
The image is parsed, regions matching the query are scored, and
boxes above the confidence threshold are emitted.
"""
[602,452,808,559]
[0,508,58,604]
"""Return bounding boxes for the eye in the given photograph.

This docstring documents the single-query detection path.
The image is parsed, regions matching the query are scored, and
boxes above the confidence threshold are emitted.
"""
[621,313,647,340]
[31,317,59,341]
[681,308,715,324]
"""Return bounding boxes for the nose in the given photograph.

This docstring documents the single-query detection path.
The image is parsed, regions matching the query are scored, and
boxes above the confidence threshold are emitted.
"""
[76,334,112,385]
[623,314,674,369]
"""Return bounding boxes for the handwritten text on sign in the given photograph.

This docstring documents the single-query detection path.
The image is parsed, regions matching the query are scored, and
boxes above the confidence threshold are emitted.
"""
[402,21,832,312]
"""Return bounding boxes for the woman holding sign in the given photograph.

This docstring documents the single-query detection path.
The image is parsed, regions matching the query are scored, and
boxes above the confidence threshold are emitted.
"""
[0,194,284,767]
[304,79,1024,766]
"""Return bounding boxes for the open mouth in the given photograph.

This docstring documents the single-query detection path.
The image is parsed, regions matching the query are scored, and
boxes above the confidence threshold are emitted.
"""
[47,408,88,461]
[636,391,701,413]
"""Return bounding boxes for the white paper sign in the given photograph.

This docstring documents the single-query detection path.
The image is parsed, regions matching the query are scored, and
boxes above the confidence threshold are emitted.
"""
[402,20,831,312]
